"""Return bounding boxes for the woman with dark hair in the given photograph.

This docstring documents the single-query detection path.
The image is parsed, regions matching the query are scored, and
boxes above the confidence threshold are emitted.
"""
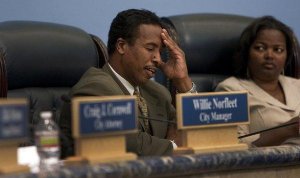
[216,16,300,147]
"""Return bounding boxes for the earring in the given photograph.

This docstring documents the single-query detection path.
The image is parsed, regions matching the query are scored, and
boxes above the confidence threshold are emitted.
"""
[281,69,285,76]
[246,68,251,79]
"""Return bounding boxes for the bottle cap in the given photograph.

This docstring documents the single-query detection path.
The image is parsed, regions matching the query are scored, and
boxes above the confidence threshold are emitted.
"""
[40,111,53,119]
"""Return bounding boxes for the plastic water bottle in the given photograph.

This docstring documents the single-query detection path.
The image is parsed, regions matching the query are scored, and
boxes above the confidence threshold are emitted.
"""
[35,111,60,176]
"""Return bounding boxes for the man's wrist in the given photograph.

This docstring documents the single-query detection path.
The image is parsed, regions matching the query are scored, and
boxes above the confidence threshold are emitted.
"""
[186,82,197,93]
[172,77,193,93]
[176,82,197,93]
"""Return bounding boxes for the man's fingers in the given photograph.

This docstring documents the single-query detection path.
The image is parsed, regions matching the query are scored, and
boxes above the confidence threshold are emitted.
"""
[161,29,184,58]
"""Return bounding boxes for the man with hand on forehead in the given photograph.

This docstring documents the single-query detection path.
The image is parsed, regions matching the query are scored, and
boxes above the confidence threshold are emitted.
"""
[60,9,197,158]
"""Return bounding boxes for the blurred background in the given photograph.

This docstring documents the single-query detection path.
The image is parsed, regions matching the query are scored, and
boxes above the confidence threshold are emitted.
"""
[1,0,299,44]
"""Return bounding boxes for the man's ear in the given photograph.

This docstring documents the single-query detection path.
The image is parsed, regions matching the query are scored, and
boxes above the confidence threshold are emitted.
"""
[116,38,127,55]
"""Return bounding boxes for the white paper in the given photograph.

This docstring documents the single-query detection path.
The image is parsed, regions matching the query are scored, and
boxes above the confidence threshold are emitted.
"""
[17,146,40,173]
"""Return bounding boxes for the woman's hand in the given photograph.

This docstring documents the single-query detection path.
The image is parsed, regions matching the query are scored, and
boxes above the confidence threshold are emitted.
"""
[253,116,299,147]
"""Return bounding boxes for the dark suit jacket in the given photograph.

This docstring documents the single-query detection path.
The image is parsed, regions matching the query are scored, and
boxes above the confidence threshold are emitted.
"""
[60,64,175,158]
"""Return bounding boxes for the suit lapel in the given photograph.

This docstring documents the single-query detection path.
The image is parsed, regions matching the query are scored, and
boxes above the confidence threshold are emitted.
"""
[103,63,169,135]
[102,63,130,95]
[239,76,295,111]
[280,76,300,110]
[140,87,168,137]
[103,63,147,130]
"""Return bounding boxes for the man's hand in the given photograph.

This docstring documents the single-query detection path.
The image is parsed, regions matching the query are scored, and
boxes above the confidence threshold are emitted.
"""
[158,29,192,93]
[167,124,183,147]
[159,29,187,79]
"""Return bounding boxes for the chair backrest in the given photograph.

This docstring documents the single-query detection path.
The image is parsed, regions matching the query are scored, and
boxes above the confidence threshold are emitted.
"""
[159,13,254,92]
[0,21,108,127]
[159,13,300,92]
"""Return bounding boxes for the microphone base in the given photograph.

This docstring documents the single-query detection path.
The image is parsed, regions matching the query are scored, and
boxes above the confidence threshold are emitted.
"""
[192,143,248,154]
[173,147,194,155]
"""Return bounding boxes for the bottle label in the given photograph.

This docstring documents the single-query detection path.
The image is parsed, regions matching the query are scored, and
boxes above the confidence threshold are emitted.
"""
[40,136,59,147]
[36,133,59,148]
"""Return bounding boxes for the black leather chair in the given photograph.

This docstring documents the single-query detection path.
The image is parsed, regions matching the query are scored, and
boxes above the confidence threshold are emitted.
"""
[158,13,254,92]
[0,21,108,144]
[159,13,300,92]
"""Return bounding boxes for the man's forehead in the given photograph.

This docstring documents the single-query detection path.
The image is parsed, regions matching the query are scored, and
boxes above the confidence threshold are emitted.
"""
[136,24,161,34]
[135,24,163,45]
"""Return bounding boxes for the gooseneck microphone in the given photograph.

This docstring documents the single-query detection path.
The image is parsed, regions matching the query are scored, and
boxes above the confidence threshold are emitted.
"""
[139,116,298,139]
[138,116,177,124]
[238,121,298,139]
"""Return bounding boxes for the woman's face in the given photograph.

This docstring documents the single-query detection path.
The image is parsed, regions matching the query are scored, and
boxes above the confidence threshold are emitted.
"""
[248,28,287,82]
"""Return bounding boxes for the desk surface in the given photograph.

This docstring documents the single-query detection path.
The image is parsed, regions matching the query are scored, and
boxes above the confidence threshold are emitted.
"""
[3,145,300,178]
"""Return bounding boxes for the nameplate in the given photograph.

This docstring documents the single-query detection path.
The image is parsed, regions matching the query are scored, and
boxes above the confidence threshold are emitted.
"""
[0,99,28,144]
[72,96,137,137]
[176,91,249,129]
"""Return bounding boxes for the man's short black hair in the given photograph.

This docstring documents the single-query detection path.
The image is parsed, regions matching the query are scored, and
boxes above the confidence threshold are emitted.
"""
[107,9,163,56]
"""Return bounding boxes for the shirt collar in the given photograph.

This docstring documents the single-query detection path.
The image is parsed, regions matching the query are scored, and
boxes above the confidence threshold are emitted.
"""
[107,63,135,95]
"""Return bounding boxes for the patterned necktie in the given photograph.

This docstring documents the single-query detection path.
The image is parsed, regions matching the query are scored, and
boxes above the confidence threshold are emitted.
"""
[134,88,152,134]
